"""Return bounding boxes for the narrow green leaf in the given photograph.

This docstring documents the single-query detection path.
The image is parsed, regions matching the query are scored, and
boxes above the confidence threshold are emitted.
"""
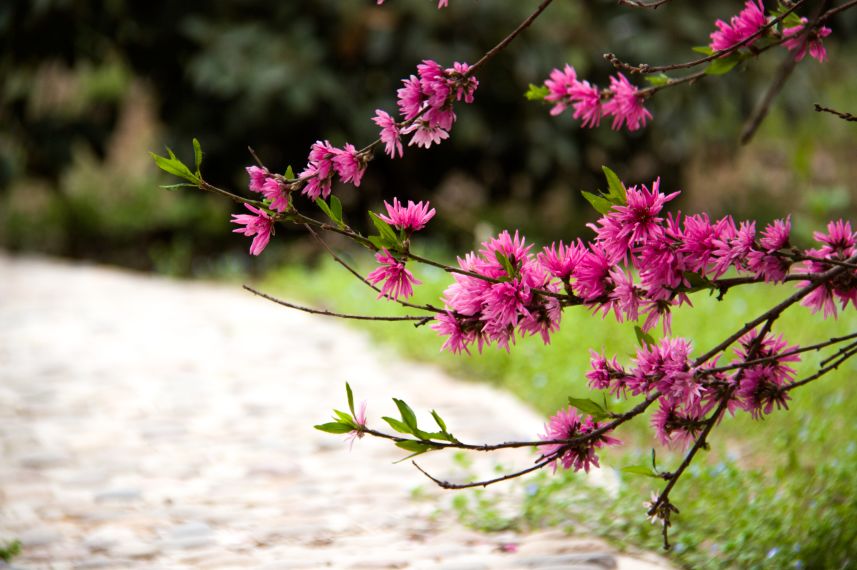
[567,396,609,421]
[602,166,627,204]
[314,422,354,434]
[644,73,670,87]
[346,382,355,416]
[395,440,440,455]
[634,325,657,349]
[622,464,661,478]
[159,183,198,190]
[705,54,742,76]
[330,195,343,223]
[494,251,516,278]
[683,271,714,292]
[370,212,399,245]
[651,448,658,470]
[581,191,614,216]
[394,398,418,431]
[692,45,715,56]
[431,409,448,433]
[192,138,203,174]
[285,165,295,180]
[333,409,354,424]
[382,416,413,435]
[316,198,334,220]
[150,151,199,184]
[525,84,550,101]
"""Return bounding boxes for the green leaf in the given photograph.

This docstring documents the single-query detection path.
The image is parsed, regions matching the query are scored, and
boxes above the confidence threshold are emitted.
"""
[369,212,399,246]
[683,271,714,293]
[316,198,334,220]
[602,166,627,205]
[314,422,354,434]
[431,409,448,433]
[330,195,343,223]
[692,45,715,56]
[644,73,670,87]
[651,448,658,470]
[394,398,418,431]
[368,235,393,250]
[395,440,436,453]
[346,382,355,416]
[150,149,199,184]
[494,251,517,278]
[634,325,657,349]
[333,409,354,425]
[382,416,413,435]
[581,191,614,216]
[705,54,742,76]
[622,464,661,478]
[525,84,549,101]
[192,138,203,174]
[285,165,295,180]
[159,183,198,191]
[567,396,610,421]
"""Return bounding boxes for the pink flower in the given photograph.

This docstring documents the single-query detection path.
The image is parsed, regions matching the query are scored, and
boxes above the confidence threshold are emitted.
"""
[747,217,792,282]
[397,75,425,121]
[332,143,366,187]
[539,406,621,473]
[367,249,421,300]
[708,0,768,52]
[260,178,289,213]
[543,65,603,127]
[797,220,857,317]
[300,140,338,200]
[602,73,652,132]
[731,329,800,418]
[246,165,269,193]
[538,240,587,281]
[586,350,626,395]
[431,312,477,355]
[231,204,274,256]
[373,110,403,159]
[783,18,832,62]
[346,401,368,450]
[545,65,578,116]
[711,220,755,277]
[447,62,478,104]
[405,122,450,148]
[651,400,705,449]
[379,198,436,232]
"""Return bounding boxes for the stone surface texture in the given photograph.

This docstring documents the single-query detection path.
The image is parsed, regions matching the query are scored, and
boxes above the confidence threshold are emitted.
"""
[0,255,673,570]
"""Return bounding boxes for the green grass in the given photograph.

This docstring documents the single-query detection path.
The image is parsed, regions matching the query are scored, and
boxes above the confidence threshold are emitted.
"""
[261,250,857,569]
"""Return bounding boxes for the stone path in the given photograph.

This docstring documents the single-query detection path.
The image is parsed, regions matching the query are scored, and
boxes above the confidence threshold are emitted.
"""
[0,255,672,570]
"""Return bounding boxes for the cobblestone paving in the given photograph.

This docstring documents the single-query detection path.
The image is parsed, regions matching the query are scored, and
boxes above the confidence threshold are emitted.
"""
[0,255,673,570]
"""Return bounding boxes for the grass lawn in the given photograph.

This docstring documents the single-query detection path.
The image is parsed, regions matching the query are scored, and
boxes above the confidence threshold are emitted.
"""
[261,248,857,569]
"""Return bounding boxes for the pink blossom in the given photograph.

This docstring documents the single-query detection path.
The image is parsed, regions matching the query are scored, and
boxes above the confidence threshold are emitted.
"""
[300,140,338,200]
[346,401,368,449]
[231,204,274,256]
[607,268,644,323]
[747,217,792,282]
[447,62,478,103]
[367,249,421,300]
[538,240,587,281]
[783,18,832,63]
[573,246,613,302]
[731,329,800,418]
[545,65,578,116]
[651,400,705,449]
[431,312,477,355]
[711,220,755,277]
[373,110,403,159]
[246,165,269,193]
[260,178,289,213]
[379,198,436,232]
[543,65,603,127]
[332,143,366,187]
[397,75,425,121]
[797,220,857,317]
[708,0,768,52]
[602,73,652,132]
[405,122,450,148]
[586,350,627,396]
[540,407,620,473]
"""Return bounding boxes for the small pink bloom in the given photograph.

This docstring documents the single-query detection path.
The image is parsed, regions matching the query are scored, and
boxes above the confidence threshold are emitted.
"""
[261,178,289,213]
[367,249,421,300]
[538,240,587,281]
[405,122,450,148]
[246,165,269,193]
[783,18,832,63]
[346,401,368,449]
[379,198,436,232]
[708,0,768,52]
[332,143,366,187]
[447,62,478,104]
[603,73,652,132]
[373,110,403,159]
[397,75,425,121]
[540,406,621,473]
[231,204,274,256]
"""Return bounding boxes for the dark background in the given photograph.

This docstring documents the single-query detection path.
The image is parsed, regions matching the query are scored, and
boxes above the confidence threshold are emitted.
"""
[2,0,855,275]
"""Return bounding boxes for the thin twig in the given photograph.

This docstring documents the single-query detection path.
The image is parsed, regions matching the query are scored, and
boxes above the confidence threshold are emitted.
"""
[618,0,672,8]
[785,345,857,392]
[412,454,558,490]
[243,285,432,325]
[814,104,857,122]
[701,331,857,374]
[467,0,556,76]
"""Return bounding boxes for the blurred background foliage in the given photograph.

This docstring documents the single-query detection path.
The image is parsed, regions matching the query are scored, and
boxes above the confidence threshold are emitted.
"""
[1,0,856,274]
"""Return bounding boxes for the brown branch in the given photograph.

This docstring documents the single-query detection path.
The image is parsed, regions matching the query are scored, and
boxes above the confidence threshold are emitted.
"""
[243,285,432,325]
[412,454,558,490]
[814,104,857,122]
[467,0,556,76]
[740,52,799,144]
[785,344,857,392]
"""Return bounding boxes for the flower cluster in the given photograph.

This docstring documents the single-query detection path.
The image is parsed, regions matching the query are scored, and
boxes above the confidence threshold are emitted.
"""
[586,328,800,448]
[798,220,857,318]
[231,204,274,256]
[299,141,367,201]
[431,231,562,353]
[374,59,478,157]
[708,0,768,52]
[539,406,621,473]
[543,65,651,132]
[708,1,832,63]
